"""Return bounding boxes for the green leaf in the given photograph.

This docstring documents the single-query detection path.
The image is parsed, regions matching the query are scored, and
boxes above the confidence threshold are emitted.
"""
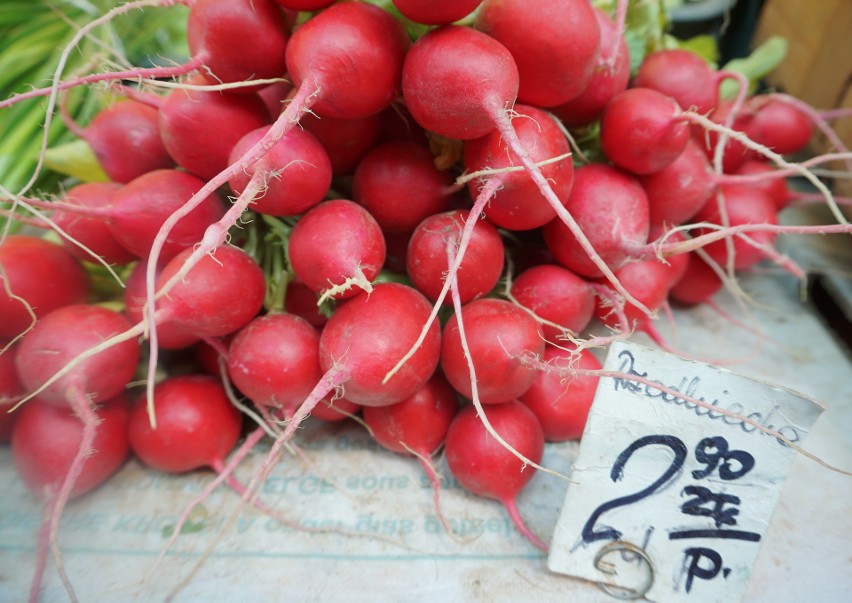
[675,34,720,65]
[44,138,109,183]
[720,36,788,99]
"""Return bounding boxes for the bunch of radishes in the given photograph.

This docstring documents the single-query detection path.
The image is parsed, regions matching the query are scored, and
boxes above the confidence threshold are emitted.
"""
[1,0,849,599]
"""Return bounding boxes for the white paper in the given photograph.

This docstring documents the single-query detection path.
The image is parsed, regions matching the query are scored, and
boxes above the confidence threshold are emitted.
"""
[548,341,825,603]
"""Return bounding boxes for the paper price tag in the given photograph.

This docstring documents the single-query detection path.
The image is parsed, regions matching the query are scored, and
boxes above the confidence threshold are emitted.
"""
[547,341,824,602]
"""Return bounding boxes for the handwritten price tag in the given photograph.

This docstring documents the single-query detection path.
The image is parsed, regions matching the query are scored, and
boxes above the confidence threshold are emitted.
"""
[547,341,824,602]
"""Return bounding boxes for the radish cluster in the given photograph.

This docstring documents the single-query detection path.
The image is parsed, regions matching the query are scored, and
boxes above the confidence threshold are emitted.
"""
[1,0,849,599]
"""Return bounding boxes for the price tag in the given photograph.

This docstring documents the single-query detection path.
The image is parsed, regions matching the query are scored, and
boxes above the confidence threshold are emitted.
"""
[547,341,824,602]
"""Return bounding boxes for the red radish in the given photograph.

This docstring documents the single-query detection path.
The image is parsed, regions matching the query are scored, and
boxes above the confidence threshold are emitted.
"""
[441,298,544,404]
[691,184,779,271]
[109,169,226,264]
[158,80,271,180]
[127,375,243,474]
[228,125,332,217]
[463,104,574,231]
[301,111,382,175]
[391,0,482,25]
[77,99,174,183]
[154,245,266,338]
[187,0,290,87]
[286,3,410,120]
[542,163,650,278]
[593,259,673,340]
[0,235,89,339]
[123,261,199,350]
[729,160,791,210]
[696,99,756,172]
[632,48,722,115]
[363,373,459,527]
[316,283,441,408]
[519,344,601,441]
[383,230,412,274]
[647,228,690,287]
[274,0,336,13]
[744,96,814,155]
[474,0,601,107]
[257,81,293,117]
[670,253,723,306]
[353,141,453,233]
[11,396,129,499]
[284,277,328,328]
[51,182,136,265]
[509,264,595,342]
[288,200,387,302]
[407,209,504,305]
[445,400,547,550]
[0,340,24,442]
[378,104,429,145]
[639,138,716,227]
[226,313,322,417]
[600,87,691,174]
[550,7,630,128]
[363,373,459,457]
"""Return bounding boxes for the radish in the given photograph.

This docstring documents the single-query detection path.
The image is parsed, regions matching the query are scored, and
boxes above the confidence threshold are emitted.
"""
[632,48,724,115]
[273,0,336,13]
[406,209,505,305]
[284,277,328,328]
[444,400,547,550]
[463,104,574,231]
[744,96,814,155]
[600,87,691,174]
[542,163,649,279]
[69,99,175,183]
[670,252,724,306]
[509,263,595,342]
[310,395,361,422]
[696,99,756,173]
[353,140,453,233]
[226,313,322,417]
[391,0,482,25]
[0,235,89,339]
[109,169,226,264]
[228,125,332,217]
[474,0,601,107]
[301,111,383,175]
[519,344,601,442]
[0,339,24,442]
[288,199,386,303]
[158,79,271,180]
[550,7,630,128]
[187,0,290,87]
[50,182,136,265]
[363,373,459,529]
[128,375,243,474]
[441,298,544,404]
[378,104,429,146]
[729,160,791,210]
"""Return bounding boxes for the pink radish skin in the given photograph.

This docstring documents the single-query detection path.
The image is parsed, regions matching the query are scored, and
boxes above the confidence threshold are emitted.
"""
[647,228,690,287]
[696,100,756,173]
[0,340,25,442]
[519,345,602,442]
[0,236,90,339]
[301,111,382,175]
[474,0,600,107]
[542,163,649,279]
[363,373,458,457]
[318,283,441,408]
[550,7,630,128]
[691,185,779,271]
[407,209,505,305]
[744,97,814,155]
[52,183,136,265]
[109,169,226,264]
[633,48,722,115]
[228,126,332,217]
[82,100,175,183]
[729,160,791,210]
[311,396,361,422]
[639,138,716,227]
[123,261,199,350]
[159,81,271,180]
[288,200,387,301]
[391,0,482,25]
[445,400,547,550]
[441,298,544,404]
[593,259,673,333]
[463,104,574,231]
[670,253,723,306]
[187,0,290,87]
[600,87,691,174]
[510,264,595,342]
[128,375,243,473]
[353,141,453,233]
[286,3,410,120]
[227,314,323,416]
[155,245,266,338]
